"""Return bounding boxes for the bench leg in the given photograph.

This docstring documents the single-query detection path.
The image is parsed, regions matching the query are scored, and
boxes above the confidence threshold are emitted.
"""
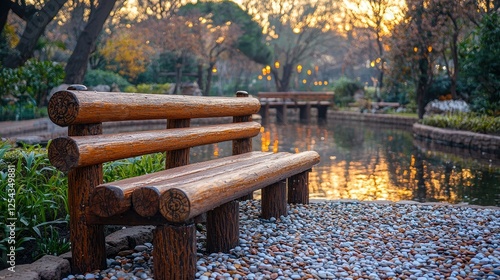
[68,165,106,274]
[207,200,239,253]
[288,171,310,204]
[153,223,196,280]
[261,179,287,219]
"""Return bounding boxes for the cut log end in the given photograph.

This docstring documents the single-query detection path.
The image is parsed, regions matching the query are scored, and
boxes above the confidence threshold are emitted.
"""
[90,186,129,217]
[159,188,191,223]
[132,187,161,217]
[48,137,80,172]
[48,91,80,126]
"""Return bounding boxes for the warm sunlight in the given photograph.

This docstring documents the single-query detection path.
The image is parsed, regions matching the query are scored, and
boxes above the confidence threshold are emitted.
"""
[343,0,405,34]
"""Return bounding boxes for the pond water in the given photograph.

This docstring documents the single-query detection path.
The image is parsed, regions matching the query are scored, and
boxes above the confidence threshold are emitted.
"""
[191,120,500,207]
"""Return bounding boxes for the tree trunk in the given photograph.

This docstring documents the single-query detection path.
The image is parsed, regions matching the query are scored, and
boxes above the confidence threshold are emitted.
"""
[205,62,215,96]
[64,0,117,84]
[2,0,67,68]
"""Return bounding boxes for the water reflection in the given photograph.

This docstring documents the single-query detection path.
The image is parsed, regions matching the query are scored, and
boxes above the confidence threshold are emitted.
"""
[190,121,500,206]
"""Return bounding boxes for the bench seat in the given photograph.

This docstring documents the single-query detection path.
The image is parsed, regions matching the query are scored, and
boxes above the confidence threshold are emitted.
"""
[90,151,320,221]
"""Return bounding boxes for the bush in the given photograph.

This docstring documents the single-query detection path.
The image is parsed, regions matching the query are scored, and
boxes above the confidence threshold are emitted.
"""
[124,83,171,94]
[0,142,69,267]
[460,13,500,116]
[0,141,166,267]
[0,59,64,110]
[83,69,131,90]
[332,77,363,107]
[420,113,500,135]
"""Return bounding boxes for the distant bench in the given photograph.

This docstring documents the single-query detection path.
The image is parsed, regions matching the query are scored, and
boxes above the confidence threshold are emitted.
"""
[348,101,401,112]
[258,92,334,123]
[47,85,320,279]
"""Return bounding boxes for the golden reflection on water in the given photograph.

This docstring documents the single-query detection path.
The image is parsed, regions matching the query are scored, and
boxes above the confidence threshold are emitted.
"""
[190,122,499,206]
[255,122,499,206]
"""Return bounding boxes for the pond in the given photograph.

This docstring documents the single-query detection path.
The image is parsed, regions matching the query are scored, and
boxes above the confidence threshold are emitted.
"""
[191,120,500,207]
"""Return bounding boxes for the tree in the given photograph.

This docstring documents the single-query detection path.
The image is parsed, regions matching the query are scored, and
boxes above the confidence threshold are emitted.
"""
[343,0,403,93]
[99,32,153,81]
[64,0,118,84]
[1,0,67,68]
[177,0,271,95]
[388,0,444,119]
[460,12,500,115]
[240,0,340,92]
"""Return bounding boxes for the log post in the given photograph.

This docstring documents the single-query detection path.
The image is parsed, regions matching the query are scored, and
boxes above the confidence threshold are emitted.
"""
[153,118,195,278]
[233,91,254,201]
[206,200,239,253]
[153,223,196,280]
[261,179,287,219]
[65,85,106,274]
[287,170,310,204]
[259,102,268,122]
[166,119,191,169]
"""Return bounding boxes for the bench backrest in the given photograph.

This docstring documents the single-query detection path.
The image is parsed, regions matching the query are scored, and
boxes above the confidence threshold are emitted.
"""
[48,89,261,171]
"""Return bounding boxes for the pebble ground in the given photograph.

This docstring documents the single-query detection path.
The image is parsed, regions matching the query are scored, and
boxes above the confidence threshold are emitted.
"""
[63,200,500,280]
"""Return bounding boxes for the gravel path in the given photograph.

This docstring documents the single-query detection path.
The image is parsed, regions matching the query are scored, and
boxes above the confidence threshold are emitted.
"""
[63,200,500,280]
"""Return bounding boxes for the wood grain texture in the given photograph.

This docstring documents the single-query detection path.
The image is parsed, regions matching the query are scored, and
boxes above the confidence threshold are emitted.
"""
[153,223,196,280]
[48,90,261,126]
[288,171,310,204]
[159,151,320,222]
[48,122,261,171]
[206,201,239,253]
[67,123,106,274]
[261,179,287,219]
[132,152,271,217]
[88,152,269,218]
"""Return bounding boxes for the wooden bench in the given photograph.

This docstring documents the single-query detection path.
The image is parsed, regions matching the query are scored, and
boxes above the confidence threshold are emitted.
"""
[348,101,400,112]
[47,85,320,279]
[258,92,334,124]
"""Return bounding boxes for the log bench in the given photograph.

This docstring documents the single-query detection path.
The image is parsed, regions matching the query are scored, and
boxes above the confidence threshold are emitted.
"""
[47,85,320,280]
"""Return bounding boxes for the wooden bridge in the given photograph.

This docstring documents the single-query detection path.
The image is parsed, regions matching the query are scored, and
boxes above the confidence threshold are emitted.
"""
[258,92,334,124]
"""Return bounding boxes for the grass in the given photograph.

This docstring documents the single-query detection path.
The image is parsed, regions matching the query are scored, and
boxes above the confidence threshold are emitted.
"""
[0,140,166,268]
[0,141,68,266]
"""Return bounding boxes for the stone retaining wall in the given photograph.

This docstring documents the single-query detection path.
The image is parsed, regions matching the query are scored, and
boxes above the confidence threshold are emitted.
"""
[328,110,417,127]
[413,123,500,154]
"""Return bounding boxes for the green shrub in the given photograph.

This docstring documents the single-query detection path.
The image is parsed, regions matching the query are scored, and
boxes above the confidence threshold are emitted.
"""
[332,77,364,107]
[0,59,64,112]
[124,83,171,94]
[420,113,500,135]
[460,13,500,116]
[0,141,166,267]
[0,142,68,267]
[83,69,131,90]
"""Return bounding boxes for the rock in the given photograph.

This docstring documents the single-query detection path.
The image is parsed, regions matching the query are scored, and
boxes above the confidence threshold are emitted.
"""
[90,85,111,92]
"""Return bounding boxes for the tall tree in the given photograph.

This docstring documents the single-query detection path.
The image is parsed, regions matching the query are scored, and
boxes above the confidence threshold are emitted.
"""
[343,0,403,92]
[179,1,271,94]
[64,0,117,84]
[388,0,443,119]
[1,0,67,68]
[240,0,340,92]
